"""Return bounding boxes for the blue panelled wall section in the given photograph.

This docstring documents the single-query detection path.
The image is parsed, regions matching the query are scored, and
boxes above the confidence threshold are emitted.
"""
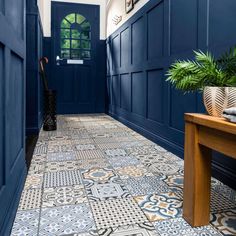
[26,0,44,135]
[0,0,27,235]
[107,0,236,187]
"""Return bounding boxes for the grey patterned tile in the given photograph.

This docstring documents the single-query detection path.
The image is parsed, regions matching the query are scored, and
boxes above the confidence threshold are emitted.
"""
[34,142,48,155]
[82,167,118,184]
[49,135,71,141]
[18,189,42,210]
[212,182,236,202]
[154,217,196,236]
[11,209,40,236]
[85,181,131,201]
[97,223,159,236]
[47,152,77,162]
[134,193,183,222]
[135,153,170,167]
[115,165,153,179]
[93,137,117,144]
[90,198,148,229]
[114,136,138,143]
[42,185,87,207]
[105,149,127,157]
[39,204,96,235]
[126,145,158,156]
[28,161,45,175]
[45,161,79,172]
[75,144,97,151]
[78,158,110,169]
[24,174,43,190]
[194,225,223,236]
[96,142,125,150]
[160,174,184,192]
[48,142,74,153]
[108,156,140,167]
[123,176,170,196]
[44,170,82,188]
[211,190,236,213]
[211,209,236,235]
[154,217,223,236]
[59,232,98,236]
[76,150,105,160]
[148,162,180,176]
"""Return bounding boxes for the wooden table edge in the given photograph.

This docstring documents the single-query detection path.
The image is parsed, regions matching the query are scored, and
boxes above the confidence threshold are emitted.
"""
[184,113,236,135]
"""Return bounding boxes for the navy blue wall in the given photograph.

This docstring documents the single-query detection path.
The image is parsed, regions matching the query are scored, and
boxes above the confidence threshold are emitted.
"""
[0,0,27,234]
[26,0,43,135]
[107,0,236,187]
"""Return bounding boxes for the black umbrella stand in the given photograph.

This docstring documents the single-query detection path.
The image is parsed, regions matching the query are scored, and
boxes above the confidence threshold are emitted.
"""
[39,57,57,131]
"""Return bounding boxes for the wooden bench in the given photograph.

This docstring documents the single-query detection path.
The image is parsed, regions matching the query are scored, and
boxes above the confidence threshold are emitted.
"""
[183,113,236,227]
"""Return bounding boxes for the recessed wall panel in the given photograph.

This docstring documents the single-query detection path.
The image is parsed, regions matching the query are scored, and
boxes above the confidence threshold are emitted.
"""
[147,70,163,123]
[147,2,164,60]
[209,0,236,46]
[120,74,131,111]
[107,42,112,75]
[132,72,145,116]
[0,45,4,189]
[132,17,145,65]
[121,28,130,68]
[112,35,120,70]
[6,0,24,38]
[170,0,198,54]
[0,0,4,13]
[6,53,24,169]
[170,88,196,131]
[112,75,120,107]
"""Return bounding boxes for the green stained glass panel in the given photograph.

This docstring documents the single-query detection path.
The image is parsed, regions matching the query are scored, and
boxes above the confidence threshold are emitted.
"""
[61,19,70,28]
[71,29,80,39]
[81,31,90,40]
[61,49,70,59]
[81,40,91,50]
[81,21,91,31]
[71,50,80,59]
[76,14,85,24]
[71,40,80,49]
[61,39,70,49]
[81,50,91,59]
[66,13,76,24]
[61,29,70,38]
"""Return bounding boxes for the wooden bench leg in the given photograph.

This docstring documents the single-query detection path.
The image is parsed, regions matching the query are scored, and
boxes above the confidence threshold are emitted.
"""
[183,121,212,227]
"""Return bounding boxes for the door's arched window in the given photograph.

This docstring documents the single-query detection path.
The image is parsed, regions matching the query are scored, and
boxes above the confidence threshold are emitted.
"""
[60,13,91,60]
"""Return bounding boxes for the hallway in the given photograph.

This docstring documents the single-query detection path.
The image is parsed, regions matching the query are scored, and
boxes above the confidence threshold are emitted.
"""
[11,115,236,235]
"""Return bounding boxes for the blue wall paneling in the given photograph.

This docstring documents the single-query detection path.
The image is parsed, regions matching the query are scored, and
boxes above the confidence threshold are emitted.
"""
[0,0,27,234]
[26,0,44,135]
[107,0,236,188]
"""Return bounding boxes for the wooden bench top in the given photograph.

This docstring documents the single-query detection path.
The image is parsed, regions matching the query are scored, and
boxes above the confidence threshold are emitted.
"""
[185,113,236,135]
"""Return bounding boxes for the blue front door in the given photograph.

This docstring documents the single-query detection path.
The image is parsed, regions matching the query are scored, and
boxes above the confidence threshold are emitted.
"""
[51,2,100,114]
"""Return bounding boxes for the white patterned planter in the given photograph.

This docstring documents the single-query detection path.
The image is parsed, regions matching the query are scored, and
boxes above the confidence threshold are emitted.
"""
[203,86,236,117]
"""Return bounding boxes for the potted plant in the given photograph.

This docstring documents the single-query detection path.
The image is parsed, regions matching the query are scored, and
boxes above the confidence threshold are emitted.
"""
[166,47,236,117]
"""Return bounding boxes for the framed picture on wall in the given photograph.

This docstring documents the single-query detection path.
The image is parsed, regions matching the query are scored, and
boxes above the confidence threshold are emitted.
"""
[126,0,133,13]
[133,0,140,3]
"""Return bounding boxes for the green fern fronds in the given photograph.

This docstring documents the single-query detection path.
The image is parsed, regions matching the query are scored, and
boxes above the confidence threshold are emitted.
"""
[166,47,236,92]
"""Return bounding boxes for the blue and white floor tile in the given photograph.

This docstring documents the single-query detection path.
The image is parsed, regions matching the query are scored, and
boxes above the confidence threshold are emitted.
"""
[10,114,236,235]
[39,204,96,235]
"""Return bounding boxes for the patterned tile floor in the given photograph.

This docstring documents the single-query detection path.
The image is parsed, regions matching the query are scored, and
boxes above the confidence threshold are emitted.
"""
[11,114,236,236]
